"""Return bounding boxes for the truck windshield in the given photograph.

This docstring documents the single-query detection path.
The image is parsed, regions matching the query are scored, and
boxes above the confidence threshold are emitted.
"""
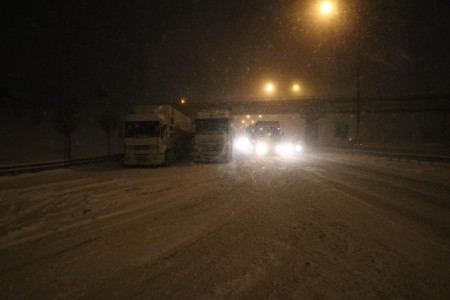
[195,119,229,133]
[254,127,281,137]
[125,121,160,138]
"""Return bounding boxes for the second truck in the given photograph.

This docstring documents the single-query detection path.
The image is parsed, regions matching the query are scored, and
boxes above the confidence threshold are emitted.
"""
[194,108,233,163]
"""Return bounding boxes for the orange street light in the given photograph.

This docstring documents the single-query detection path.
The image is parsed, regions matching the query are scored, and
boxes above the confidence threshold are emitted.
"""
[265,83,275,93]
[320,2,333,14]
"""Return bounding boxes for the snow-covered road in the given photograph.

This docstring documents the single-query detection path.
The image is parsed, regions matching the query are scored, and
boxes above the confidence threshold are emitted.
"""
[1,152,449,299]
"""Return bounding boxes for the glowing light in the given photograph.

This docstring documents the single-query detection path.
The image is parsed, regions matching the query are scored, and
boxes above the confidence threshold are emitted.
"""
[292,84,300,92]
[320,2,333,14]
[265,83,275,93]
[255,143,268,155]
[276,143,295,156]
[246,115,250,118]
[258,115,262,118]
[234,137,252,153]
[241,120,246,124]
[180,98,186,104]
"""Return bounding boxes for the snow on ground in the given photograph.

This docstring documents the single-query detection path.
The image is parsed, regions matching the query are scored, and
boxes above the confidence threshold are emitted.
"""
[0,152,449,299]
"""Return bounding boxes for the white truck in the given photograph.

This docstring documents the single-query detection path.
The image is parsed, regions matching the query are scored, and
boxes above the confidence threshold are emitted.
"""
[123,105,193,166]
[249,120,303,156]
[194,108,233,163]
[248,121,283,155]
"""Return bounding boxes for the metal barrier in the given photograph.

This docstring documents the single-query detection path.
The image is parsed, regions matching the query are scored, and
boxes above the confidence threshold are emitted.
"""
[0,154,123,176]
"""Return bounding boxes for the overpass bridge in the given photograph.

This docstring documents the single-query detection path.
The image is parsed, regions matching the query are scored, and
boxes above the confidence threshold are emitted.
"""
[174,94,450,116]
[172,94,449,153]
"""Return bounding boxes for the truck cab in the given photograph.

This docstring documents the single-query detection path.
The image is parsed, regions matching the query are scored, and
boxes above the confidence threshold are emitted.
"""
[124,105,192,166]
[194,109,233,163]
[249,121,283,156]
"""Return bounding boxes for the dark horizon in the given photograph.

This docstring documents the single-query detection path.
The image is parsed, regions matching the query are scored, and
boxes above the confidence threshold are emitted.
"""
[2,0,450,106]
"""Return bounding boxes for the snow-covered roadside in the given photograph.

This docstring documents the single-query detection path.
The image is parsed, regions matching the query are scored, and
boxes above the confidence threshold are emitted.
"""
[313,150,450,185]
[0,163,221,250]
[0,155,449,299]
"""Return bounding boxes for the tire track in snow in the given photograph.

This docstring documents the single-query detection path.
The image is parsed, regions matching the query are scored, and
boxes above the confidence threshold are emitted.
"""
[299,160,450,249]
[0,165,226,251]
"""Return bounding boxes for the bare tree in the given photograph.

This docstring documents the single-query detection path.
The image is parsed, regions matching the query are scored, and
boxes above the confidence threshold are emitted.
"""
[96,110,120,155]
[53,101,80,160]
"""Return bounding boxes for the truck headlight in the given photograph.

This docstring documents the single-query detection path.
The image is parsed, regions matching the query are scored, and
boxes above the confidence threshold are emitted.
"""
[295,144,303,152]
[234,137,252,153]
[276,143,295,156]
[255,142,268,155]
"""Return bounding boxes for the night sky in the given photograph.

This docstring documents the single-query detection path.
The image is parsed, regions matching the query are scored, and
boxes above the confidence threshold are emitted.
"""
[2,0,450,105]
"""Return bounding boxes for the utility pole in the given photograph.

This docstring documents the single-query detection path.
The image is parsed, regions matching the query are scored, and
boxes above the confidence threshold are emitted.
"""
[355,6,361,150]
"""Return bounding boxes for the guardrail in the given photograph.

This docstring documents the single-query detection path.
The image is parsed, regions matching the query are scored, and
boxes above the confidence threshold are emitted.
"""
[324,148,450,165]
[0,154,123,176]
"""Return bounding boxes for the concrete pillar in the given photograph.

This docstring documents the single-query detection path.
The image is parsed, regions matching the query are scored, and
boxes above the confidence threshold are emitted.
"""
[305,117,319,148]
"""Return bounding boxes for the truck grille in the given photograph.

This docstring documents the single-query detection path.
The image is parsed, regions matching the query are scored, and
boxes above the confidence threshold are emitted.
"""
[127,145,157,152]
[201,142,223,153]
[134,145,150,150]
[134,154,149,161]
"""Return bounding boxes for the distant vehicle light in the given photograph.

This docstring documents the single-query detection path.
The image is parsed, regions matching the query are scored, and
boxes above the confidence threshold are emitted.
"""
[255,143,268,156]
[295,144,303,152]
[234,137,252,153]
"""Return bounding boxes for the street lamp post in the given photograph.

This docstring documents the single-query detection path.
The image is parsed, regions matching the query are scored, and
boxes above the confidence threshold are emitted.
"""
[319,1,362,149]
[355,8,361,149]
